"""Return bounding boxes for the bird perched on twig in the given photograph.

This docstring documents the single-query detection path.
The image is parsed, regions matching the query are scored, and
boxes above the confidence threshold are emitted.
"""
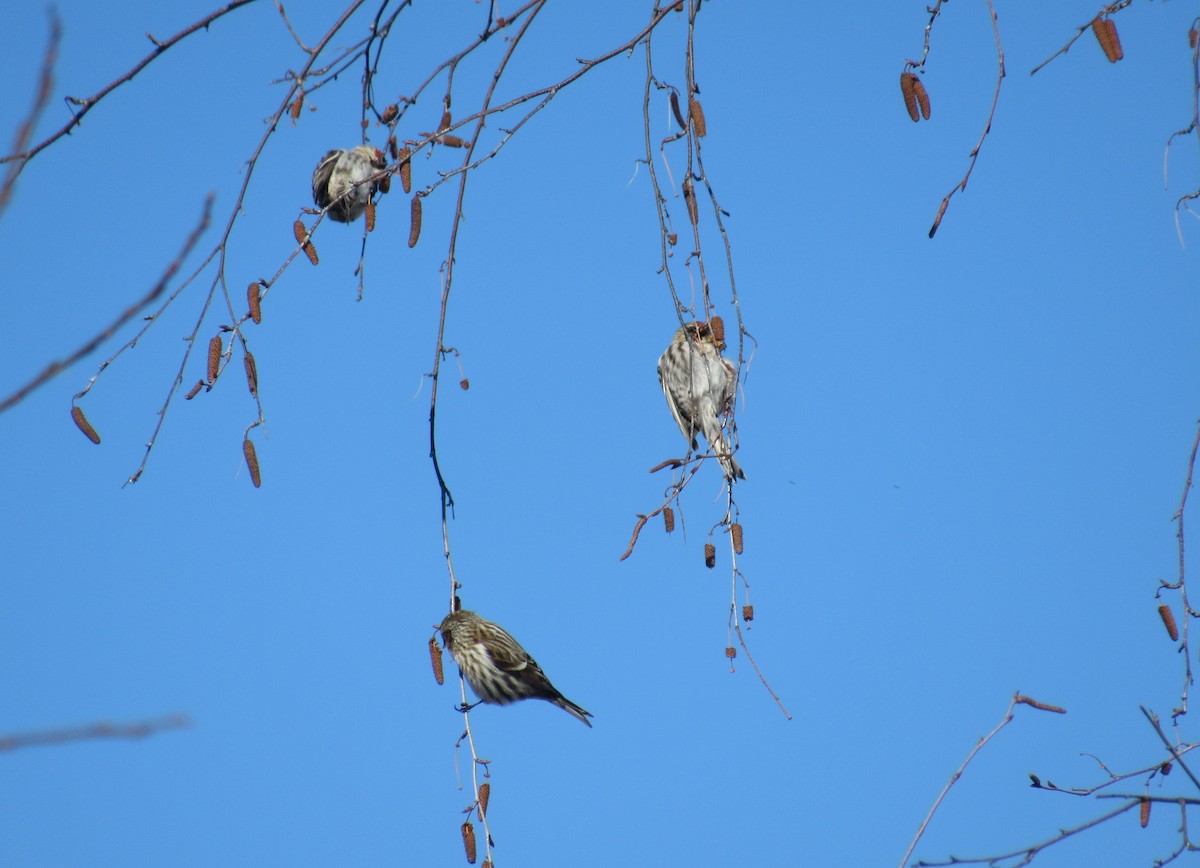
[439,609,593,727]
[658,320,745,480]
[311,145,387,223]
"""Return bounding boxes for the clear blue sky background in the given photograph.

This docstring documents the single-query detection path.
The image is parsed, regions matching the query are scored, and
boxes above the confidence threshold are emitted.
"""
[3,2,1200,865]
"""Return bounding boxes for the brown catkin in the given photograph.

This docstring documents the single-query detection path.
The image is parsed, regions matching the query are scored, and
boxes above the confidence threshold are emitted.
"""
[71,406,101,444]
[289,93,303,121]
[293,220,318,265]
[1190,28,1198,50]
[683,178,699,227]
[669,90,686,130]
[742,604,754,622]
[663,506,676,533]
[1162,762,1173,776]
[1140,798,1150,828]
[398,147,413,193]
[912,78,931,121]
[1158,604,1179,641]
[247,282,262,325]
[184,380,204,401]
[381,103,398,124]
[709,315,725,346]
[688,97,707,136]
[731,522,744,554]
[1093,17,1123,62]
[388,136,399,160]
[439,110,452,132]
[439,134,468,148]
[365,201,376,232]
[408,195,422,248]
[461,821,477,864]
[429,637,444,685]
[459,378,470,391]
[704,543,716,568]
[477,782,490,819]
[900,72,919,122]
[243,438,261,488]
[379,172,391,195]
[725,646,736,659]
[667,232,678,246]
[244,351,258,397]
[207,336,222,383]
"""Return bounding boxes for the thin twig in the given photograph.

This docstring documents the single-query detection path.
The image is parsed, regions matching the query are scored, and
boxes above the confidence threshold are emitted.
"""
[0,195,213,415]
[0,714,190,752]
[928,0,1005,238]
[0,11,59,223]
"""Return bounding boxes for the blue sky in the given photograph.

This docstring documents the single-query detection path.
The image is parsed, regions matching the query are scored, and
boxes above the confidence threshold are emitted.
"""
[3,1,1200,865]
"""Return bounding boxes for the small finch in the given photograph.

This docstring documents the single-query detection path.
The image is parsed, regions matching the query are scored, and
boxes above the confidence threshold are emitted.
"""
[439,610,593,727]
[658,321,745,480]
[311,145,387,223]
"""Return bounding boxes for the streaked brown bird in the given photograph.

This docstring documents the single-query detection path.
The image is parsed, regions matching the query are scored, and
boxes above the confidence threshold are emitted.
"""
[658,320,745,480]
[311,145,387,223]
[439,609,593,727]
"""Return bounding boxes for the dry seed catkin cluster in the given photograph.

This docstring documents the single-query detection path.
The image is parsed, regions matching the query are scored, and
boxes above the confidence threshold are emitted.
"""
[71,406,101,444]
[243,352,258,397]
[663,506,676,533]
[477,782,490,819]
[704,543,716,568]
[731,522,744,554]
[293,220,318,265]
[243,439,261,488]
[428,637,445,685]
[1158,604,1179,641]
[688,97,707,137]
[247,282,262,325]
[1092,17,1124,62]
[460,821,476,864]
[207,336,222,383]
[899,72,931,122]
[409,196,423,248]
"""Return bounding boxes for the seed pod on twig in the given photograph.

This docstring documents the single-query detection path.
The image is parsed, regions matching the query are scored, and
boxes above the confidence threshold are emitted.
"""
[461,821,476,864]
[688,97,707,136]
[247,282,262,325]
[381,103,398,124]
[1158,604,1179,641]
[725,646,736,659]
[379,172,391,194]
[365,201,376,232]
[1093,17,1124,62]
[477,782,490,819]
[683,178,699,227]
[1162,762,1173,776]
[409,195,423,248]
[704,543,716,568]
[709,315,725,346]
[429,637,444,685]
[243,351,258,397]
[669,90,686,130]
[439,110,452,132]
[398,147,413,193]
[731,522,744,554]
[71,406,101,444]
[663,506,675,533]
[459,378,470,390]
[388,136,399,160]
[293,220,318,265]
[1140,798,1150,828]
[184,380,204,400]
[243,438,261,488]
[207,336,222,384]
[900,72,920,122]
[742,604,754,622]
[440,134,469,148]
[667,232,678,246]
[912,78,930,120]
[289,93,303,121]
